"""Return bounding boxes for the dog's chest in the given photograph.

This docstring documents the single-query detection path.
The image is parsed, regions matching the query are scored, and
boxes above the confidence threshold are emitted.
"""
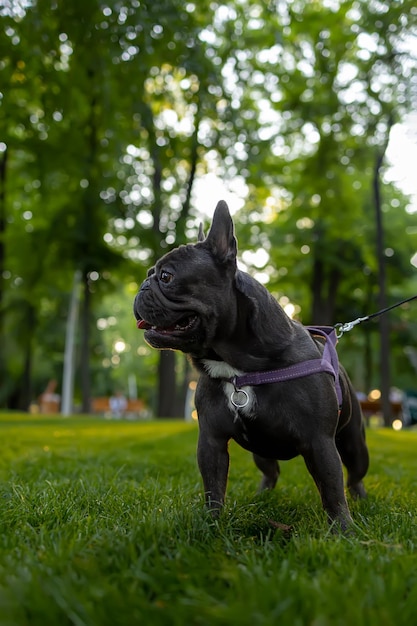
[201,359,256,418]
[200,359,300,458]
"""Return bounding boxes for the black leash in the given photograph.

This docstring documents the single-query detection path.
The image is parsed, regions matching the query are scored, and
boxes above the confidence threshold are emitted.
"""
[335,294,417,338]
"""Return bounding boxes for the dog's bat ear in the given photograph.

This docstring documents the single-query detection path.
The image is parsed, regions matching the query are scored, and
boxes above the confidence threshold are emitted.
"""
[205,200,237,264]
[197,223,205,242]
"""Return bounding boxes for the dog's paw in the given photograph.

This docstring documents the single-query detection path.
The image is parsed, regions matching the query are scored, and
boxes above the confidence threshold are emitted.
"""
[348,481,367,499]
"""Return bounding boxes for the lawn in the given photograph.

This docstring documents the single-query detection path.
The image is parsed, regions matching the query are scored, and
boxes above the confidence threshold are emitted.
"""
[1,414,417,626]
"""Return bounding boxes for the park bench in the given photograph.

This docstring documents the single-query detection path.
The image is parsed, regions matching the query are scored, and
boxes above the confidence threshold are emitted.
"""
[359,399,402,418]
[91,397,146,417]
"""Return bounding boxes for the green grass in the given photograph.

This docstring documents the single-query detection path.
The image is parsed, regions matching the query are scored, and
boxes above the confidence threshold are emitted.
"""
[1,415,417,626]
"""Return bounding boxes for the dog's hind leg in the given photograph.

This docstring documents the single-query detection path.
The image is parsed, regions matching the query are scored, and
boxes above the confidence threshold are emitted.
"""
[336,420,369,500]
[337,377,369,499]
[253,454,280,491]
[302,438,353,531]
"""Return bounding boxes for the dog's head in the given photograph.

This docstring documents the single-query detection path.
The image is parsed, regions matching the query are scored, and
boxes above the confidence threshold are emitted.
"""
[133,200,239,353]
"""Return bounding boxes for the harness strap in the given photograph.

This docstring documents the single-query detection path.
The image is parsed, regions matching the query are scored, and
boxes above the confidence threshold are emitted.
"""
[229,326,343,407]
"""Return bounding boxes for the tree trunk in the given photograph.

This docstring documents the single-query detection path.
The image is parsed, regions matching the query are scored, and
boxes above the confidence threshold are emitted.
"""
[17,304,36,411]
[61,270,81,415]
[80,271,92,413]
[364,327,373,396]
[77,67,99,415]
[157,351,177,417]
[311,258,323,324]
[174,355,192,418]
[311,255,340,326]
[373,115,394,426]
[0,148,7,405]
[145,105,202,418]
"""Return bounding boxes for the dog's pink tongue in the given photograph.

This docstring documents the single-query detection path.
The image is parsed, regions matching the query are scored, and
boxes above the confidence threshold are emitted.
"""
[137,319,148,330]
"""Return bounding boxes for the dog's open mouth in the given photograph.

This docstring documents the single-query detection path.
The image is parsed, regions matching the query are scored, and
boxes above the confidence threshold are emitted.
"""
[137,314,198,335]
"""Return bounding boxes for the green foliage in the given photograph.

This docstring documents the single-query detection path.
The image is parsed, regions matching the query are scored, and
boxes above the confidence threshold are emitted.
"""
[0,0,416,409]
[92,282,160,403]
[0,0,221,407]
[224,0,417,320]
[1,415,417,625]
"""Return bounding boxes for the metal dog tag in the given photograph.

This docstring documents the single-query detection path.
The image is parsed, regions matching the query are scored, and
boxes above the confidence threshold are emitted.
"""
[230,388,249,409]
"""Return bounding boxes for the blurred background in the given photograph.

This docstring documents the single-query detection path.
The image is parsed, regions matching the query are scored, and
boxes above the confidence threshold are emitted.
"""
[0,0,416,423]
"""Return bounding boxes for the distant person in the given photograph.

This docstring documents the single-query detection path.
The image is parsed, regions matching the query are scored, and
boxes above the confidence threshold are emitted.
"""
[389,387,403,403]
[109,391,127,419]
[39,379,60,413]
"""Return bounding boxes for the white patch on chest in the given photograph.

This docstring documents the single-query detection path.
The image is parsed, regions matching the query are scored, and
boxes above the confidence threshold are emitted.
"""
[201,359,256,418]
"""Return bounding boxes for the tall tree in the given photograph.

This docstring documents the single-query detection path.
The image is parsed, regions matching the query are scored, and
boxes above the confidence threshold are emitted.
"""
[1,0,416,416]
[204,0,417,415]
[0,0,222,414]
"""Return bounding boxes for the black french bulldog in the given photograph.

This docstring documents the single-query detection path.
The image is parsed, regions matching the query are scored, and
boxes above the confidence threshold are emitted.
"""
[134,200,369,531]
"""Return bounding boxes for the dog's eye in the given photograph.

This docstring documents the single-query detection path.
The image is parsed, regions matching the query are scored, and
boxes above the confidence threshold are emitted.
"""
[159,270,173,284]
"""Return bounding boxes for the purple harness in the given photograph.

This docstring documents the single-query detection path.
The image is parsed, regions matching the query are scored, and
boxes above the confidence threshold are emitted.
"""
[229,326,343,407]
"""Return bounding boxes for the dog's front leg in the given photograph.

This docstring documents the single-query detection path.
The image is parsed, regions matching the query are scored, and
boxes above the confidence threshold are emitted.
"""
[302,438,353,532]
[197,432,229,516]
